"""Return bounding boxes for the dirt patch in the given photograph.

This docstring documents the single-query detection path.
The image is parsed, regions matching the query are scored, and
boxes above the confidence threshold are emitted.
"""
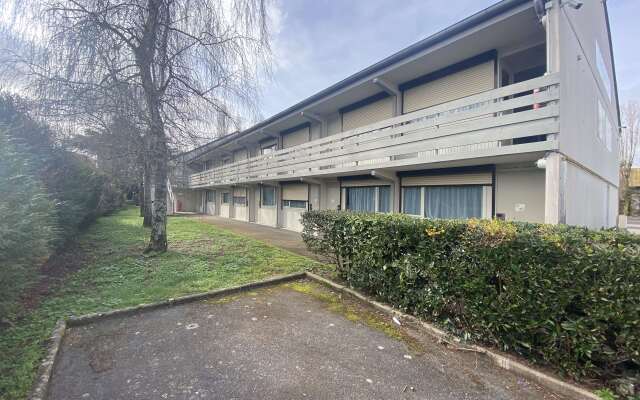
[18,240,90,315]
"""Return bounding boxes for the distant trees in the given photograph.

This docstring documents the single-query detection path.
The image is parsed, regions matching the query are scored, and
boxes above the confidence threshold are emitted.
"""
[2,0,273,252]
[619,101,640,215]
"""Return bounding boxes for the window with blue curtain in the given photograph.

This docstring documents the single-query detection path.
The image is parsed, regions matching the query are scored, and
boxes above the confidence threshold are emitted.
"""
[378,186,390,213]
[346,187,375,212]
[425,186,482,219]
[261,186,275,206]
[402,187,421,215]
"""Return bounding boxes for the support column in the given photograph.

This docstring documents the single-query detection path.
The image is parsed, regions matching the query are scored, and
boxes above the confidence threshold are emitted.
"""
[544,152,566,224]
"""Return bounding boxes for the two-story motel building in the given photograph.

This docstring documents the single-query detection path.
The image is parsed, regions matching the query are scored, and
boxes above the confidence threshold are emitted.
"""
[170,0,620,232]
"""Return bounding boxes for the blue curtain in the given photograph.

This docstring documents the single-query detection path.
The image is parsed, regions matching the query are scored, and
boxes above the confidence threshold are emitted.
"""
[402,187,421,215]
[425,186,482,219]
[347,187,375,212]
[378,186,390,213]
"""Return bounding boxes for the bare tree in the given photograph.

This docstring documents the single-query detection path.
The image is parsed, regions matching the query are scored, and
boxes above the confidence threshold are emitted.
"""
[1,0,272,252]
[619,101,640,215]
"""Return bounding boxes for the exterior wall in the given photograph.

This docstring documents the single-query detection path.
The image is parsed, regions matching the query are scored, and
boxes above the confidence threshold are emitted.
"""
[174,190,200,213]
[257,207,278,227]
[564,162,617,229]
[206,201,216,215]
[495,167,545,223]
[323,181,341,210]
[234,205,248,221]
[544,0,619,228]
[282,208,305,232]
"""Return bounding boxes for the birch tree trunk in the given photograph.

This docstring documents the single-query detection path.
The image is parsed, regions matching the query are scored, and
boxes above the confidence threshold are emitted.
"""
[142,163,152,227]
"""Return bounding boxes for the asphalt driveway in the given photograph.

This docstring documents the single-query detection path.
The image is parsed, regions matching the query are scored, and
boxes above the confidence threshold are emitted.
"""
[48,280,566,399]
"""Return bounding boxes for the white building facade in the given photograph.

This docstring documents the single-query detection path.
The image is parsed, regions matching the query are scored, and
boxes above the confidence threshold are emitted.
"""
[171,0,620,232]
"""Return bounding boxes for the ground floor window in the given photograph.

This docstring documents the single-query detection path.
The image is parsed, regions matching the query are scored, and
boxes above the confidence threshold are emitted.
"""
[261,186,276,207]
[206,190,215,202]
[222,192,230,204]
[402,185,484,219]
[346,187,375,212]
[234,196,247,206]
[345,185,391,213]
[283,200,307,209]
[378,186,391,213]
[402,187,421,215]
[425,186,482,219]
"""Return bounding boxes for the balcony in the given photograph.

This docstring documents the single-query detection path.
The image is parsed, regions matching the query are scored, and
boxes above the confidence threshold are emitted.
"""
[188,73,559,189]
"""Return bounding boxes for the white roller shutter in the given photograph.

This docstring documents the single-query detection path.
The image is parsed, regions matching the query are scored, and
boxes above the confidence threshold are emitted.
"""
[341,179,389,188]
[233,148,248,162]
[403,60,495,113]
[402,172,492,187]
[282,126,310,149]
[281,183,308,201]
[342,96,394,132]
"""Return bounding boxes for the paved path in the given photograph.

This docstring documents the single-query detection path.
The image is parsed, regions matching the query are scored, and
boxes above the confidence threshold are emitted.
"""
[188,214,322,261]
[49,280,566,400]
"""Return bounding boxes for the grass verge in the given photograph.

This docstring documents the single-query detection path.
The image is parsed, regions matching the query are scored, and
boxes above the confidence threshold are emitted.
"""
[0,207,325,400]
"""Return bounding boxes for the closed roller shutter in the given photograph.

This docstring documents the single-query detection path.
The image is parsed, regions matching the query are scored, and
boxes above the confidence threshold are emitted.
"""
[233,148,248,162]
[281,183,308,201]
[233,187,246,197]
[341,179,388,188]
[403,172,492,186]
[282,126,310,149]
[342,96,394,132]
[403,60,495,113]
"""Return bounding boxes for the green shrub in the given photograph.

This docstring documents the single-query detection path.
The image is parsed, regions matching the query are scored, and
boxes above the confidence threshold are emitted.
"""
[0,95,124,320]
[302,211,640,385]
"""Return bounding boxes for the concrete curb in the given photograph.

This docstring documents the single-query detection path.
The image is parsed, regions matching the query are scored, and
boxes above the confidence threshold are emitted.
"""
[28,272,306,399]
[304,271,599,400]
[28,319,66,400]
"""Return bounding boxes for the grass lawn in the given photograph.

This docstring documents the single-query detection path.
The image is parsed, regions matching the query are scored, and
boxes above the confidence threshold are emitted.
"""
[0,206,325,400]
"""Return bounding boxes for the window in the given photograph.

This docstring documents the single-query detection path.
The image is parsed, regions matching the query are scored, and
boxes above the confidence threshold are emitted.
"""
[222,192,230,204]
[344,185,392,213]
[346,187,376,212]
[425,186,482,219]
[402,187,421,215]
[598,99,613,152]
[378,186,390,213]
[261,186,275,207]
[402,185,484,219]
[283,200,307,209]
[206,190,215,202]
[596,42,613,102]
[233,196,247,206]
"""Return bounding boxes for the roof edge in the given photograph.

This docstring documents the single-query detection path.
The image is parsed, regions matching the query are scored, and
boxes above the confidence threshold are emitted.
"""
[179,0,532,161]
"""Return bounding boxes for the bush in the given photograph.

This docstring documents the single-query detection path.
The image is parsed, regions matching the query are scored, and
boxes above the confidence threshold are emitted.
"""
[0,95,124,319]
[302,211,640,385]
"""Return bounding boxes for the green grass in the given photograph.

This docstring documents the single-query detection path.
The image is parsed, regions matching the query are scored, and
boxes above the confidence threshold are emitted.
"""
[0,207,325,400]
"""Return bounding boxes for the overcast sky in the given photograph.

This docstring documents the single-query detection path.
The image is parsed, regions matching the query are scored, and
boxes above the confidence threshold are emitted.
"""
[259,0,639,119]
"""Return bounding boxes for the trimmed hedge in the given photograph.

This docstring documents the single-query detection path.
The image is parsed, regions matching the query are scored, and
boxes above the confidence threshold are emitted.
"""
[302,211,640,385]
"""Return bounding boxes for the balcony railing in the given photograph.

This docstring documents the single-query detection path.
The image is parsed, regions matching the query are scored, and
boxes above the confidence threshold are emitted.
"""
[189,73,560,188]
